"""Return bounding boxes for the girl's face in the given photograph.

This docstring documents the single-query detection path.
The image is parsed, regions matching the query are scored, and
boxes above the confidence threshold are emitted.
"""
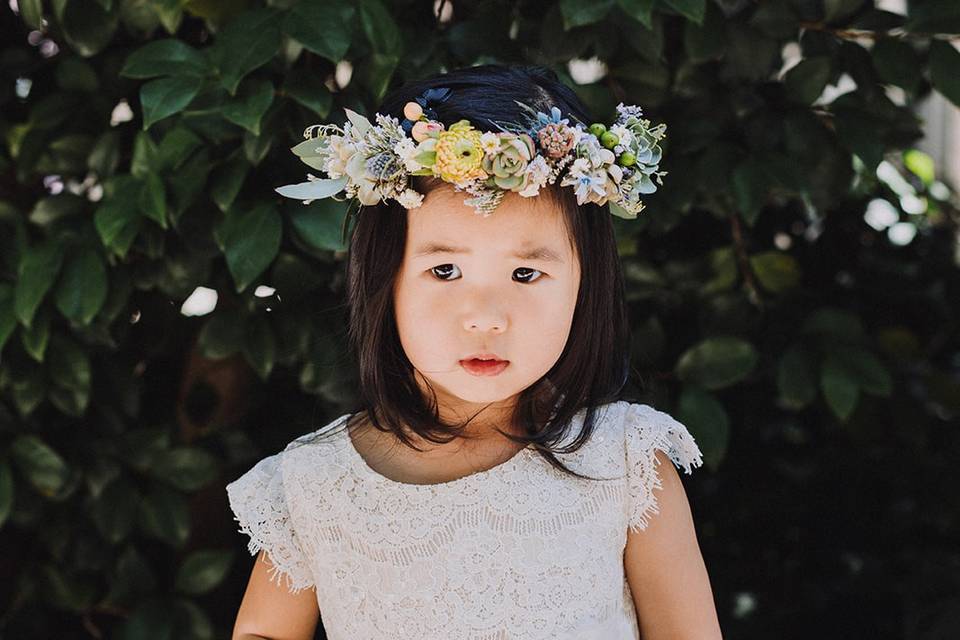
[393,183,581,426]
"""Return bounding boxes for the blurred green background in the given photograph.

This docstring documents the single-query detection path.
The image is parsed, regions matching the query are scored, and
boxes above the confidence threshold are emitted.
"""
[1,0,959,638]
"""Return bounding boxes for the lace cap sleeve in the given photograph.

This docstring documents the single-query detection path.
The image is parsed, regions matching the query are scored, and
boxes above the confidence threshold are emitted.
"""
[225,451,314,594]
[623,402,704,533]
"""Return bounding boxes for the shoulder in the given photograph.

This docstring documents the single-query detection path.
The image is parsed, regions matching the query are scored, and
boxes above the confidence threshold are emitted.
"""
[619,400,703,475]
[227,413,352,492]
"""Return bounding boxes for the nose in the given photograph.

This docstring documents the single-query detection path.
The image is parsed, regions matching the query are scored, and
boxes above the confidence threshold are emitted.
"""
[462,293,507,333]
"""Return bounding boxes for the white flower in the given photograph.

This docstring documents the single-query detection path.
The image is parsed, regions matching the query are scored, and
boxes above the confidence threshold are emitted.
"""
[396,188,424,209]
[609,123,633,148]
[561,165,609,205]
[571,158,591,174]
[393,137,421,172]
[479,131,501,155]
[518,156,550,197]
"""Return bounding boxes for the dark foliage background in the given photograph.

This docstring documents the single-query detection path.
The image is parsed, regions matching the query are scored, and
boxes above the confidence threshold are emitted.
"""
[1,0,959,638]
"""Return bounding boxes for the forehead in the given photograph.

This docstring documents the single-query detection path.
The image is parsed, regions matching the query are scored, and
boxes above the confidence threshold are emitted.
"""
[405,183,572,254]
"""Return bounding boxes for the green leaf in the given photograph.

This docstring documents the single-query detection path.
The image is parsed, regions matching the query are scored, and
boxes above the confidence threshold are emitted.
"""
[283,0,355,63]
[174,550,234,596]
[617,0,654,29]
[138,485,190,547]
[675,336,759,390]
[661,0,706,25]
[14,238,65,328]
[90,480,139,543]
[904,0,960,32]
[156,125,203,172]
[197,312,244,359]
[835,345,892,397]
[777,344,818,410]
[0,462,13,527]
[19,0,44,30]
[47,333,92,395]
[54,246,109,325]
[149,448,219,491]
[749,250,801,293]
[784,56,832,104]
[683,1,725,62]
[10,434,70,497]
[929,39,960,108]
[359,0,403,55]
[823,0,866,23]
[286,198,349,251]
[28,194,85,227]
[121,39,210,79]
[801,307,864,341]
[284,70,333,118]
[832,105,886,171]
[138,173,167,229]
[210,150,250,212]
[871,38,920,94]
[94,175,143,258]
[560,0,615,29]
[676,385,729,469]
[215,202,283,292]
[208,8,283,95]
[0,284,16,352]
[51,0,119,57]
[88,130,122,178]
[820,353,860,420]
[21,304,51,361]
[140,75,204,130]
[55,56,98,92]
[242,315,276,381]
[221,79,274,135]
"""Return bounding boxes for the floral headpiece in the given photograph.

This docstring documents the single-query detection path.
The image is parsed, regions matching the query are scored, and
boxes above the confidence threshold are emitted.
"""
[275,87,667,218]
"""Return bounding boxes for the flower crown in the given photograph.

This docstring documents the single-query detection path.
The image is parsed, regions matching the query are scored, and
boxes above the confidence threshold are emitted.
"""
[275,91,667,218]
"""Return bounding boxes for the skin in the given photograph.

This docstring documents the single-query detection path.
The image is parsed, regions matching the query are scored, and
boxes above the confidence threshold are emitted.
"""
[232,182,722,639]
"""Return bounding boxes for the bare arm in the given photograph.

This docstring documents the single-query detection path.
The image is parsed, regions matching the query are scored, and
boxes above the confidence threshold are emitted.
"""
[624,450,723,639]
[231,550,321,640]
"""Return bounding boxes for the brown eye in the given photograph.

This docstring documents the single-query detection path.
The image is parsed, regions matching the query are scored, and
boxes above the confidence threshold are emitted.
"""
[430,264,460,280]
[513,268,544,283]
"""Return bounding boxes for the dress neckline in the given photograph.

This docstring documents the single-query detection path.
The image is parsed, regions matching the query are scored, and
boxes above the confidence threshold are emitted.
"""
[337,413,535,490]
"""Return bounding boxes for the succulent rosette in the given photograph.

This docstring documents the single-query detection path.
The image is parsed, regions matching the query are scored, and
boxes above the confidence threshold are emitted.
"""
[481,132,536,190]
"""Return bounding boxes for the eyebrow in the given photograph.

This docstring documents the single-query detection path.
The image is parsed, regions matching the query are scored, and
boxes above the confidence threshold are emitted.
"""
[412,242,565,263]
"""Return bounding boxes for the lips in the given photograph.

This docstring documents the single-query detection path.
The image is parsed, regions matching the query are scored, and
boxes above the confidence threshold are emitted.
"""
[462,352,506,362]
[459,353,510,377]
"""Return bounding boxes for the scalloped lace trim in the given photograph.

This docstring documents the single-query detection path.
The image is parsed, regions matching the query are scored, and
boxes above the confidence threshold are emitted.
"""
[624,403,704,534]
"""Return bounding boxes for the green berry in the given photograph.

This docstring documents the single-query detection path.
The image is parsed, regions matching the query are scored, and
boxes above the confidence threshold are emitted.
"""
[600,131,619,149]
[589,123,607,137]
[618,151,636,166]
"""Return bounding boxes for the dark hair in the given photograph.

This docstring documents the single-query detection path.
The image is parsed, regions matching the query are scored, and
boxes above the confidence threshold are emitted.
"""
[307,63,633,483]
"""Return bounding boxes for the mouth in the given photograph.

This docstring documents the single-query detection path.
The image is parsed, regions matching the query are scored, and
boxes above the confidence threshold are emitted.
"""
[459,356,510,377]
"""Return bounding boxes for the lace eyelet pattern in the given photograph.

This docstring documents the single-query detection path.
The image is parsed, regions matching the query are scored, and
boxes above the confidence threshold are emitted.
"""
[225,400,703,639]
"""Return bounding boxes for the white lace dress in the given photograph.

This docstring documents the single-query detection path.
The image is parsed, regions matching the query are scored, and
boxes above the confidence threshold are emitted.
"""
[226,400,703,640]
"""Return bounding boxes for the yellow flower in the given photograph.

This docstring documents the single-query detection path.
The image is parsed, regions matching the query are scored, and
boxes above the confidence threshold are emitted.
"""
[434,120,487,184]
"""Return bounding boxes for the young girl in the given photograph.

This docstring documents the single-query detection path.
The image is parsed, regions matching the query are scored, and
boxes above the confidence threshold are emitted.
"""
[226,64,722,640]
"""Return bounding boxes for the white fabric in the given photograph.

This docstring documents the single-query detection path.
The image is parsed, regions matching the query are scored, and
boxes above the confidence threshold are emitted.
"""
[226,400,703,640]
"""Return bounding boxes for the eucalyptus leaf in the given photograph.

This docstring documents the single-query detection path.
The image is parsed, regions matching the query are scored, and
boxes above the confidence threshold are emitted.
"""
[275,177,349,201]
